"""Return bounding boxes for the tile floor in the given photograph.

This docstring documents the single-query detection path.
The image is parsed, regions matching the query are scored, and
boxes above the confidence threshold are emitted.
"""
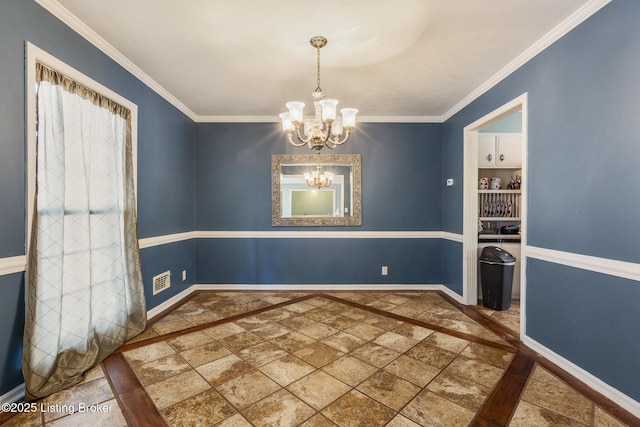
[2,291,635,426]
[478,300,521,337]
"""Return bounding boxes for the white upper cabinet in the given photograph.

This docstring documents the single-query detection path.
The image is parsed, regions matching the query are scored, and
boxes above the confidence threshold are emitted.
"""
[478,133,522,167]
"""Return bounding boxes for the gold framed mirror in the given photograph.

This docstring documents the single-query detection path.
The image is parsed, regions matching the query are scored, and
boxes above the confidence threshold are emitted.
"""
[272,154,361,226]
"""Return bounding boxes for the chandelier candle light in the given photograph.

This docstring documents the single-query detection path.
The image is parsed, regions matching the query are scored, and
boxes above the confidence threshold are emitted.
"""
[280,36,358,151]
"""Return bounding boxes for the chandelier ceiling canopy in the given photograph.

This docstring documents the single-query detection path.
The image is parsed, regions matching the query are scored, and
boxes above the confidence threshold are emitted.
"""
[280,36,358,152]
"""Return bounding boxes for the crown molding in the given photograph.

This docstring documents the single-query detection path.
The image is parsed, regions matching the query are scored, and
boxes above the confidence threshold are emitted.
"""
[194,116,278,123]
[357,116,443,124]
[194,116,443,124]
[37,0,611,125]
[35,0,198,122]
[442,0,612,121]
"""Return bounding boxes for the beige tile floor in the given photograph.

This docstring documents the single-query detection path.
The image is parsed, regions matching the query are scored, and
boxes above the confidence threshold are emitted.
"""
[125,292,513,426]
[2,364,127,427]
[3,292,631,426]
[477,300,521,337]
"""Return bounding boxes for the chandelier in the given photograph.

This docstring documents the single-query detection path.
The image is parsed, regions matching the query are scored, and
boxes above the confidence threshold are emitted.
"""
[304,165,333,189]
[279,36,358,152]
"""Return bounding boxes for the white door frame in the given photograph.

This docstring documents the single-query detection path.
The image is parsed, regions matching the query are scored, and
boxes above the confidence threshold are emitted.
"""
[462,93,528,335]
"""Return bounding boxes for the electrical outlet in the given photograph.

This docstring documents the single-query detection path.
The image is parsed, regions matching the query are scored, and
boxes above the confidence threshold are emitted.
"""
[446,178,454,186]
[381,266,388,276]
[182,270,187,281]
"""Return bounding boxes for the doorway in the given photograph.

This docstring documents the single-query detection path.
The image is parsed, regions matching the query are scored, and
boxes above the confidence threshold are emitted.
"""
[462,94,528,337]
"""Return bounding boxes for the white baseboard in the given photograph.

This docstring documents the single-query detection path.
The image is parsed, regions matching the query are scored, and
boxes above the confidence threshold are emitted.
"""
[146,286,201,319]
[190,283,460,296]
[0,383,24,405]
[522,335,640,418]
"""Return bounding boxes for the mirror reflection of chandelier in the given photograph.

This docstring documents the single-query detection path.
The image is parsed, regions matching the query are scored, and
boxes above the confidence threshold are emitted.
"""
[304,165,333,189]
[279,36,358,152]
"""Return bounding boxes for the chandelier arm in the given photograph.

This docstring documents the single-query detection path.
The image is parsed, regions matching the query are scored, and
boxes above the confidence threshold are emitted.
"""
[296,125,319,146]
[329,129,352,146]
[286,131,308,147]
[295,124,324,146]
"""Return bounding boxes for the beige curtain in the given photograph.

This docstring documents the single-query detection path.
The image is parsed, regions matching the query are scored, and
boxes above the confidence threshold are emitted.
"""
[23,63,146,399]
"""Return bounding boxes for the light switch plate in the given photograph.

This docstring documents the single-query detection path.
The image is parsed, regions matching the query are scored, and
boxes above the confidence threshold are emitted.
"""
[446,178,454,186]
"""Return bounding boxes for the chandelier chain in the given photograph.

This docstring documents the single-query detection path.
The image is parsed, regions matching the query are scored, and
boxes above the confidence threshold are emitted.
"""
[315,46,322,94]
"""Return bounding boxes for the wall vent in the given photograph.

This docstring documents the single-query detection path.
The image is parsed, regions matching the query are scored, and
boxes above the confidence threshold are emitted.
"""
[152,271,171,295]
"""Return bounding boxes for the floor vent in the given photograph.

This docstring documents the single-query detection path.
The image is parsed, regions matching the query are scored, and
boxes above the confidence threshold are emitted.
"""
[152,271,171,295]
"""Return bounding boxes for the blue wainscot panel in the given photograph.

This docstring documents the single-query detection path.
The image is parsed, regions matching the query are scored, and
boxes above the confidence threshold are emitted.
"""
[196,238,442,285]
[0,273,26,395]
[526,258,640,402]
[441,240,463,295]
[140,240,197,310]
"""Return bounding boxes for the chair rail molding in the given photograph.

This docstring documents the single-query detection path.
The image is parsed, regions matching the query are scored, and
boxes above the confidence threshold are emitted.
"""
[0,256,27,276]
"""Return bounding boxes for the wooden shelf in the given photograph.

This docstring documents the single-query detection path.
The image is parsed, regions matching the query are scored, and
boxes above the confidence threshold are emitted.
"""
[478,165,522,170]
[478,189,521,193]
[479,217,521,221]
[478,233,521,240]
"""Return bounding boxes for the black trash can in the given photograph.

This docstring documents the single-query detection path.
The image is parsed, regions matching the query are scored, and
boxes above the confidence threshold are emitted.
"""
[479,246,516,311]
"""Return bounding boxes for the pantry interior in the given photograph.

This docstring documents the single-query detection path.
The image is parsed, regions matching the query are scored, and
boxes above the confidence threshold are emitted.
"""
[477,110,523,301]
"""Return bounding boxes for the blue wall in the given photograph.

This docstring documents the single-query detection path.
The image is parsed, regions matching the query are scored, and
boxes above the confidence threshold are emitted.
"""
[1,0,639,408]
[196,122,443,232]
[0,0,196,395]
[0,274,25,394]
[196,239,442,285]
[442,0,640,402]
[527,259,640,399]
[195,122,443,285]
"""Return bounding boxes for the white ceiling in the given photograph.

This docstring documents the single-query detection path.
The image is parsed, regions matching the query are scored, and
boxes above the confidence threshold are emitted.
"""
[46,0,599,121]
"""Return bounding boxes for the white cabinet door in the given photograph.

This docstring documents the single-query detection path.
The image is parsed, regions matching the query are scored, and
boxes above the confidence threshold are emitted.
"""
[478,133,522,167]
[478,134,496,167]
[495,133,522,167]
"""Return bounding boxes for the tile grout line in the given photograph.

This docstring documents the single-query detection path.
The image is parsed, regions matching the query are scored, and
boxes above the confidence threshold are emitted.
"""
[5,291,635,426]
[321,292,518,353]
[518,351,640,426]
[107,291,518,426]
[437,292,522,345]
[101,291,640,427]
[104,293,328,427]
[316,292,519,425]
[448,296,640,426]
[116,293,322,353]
